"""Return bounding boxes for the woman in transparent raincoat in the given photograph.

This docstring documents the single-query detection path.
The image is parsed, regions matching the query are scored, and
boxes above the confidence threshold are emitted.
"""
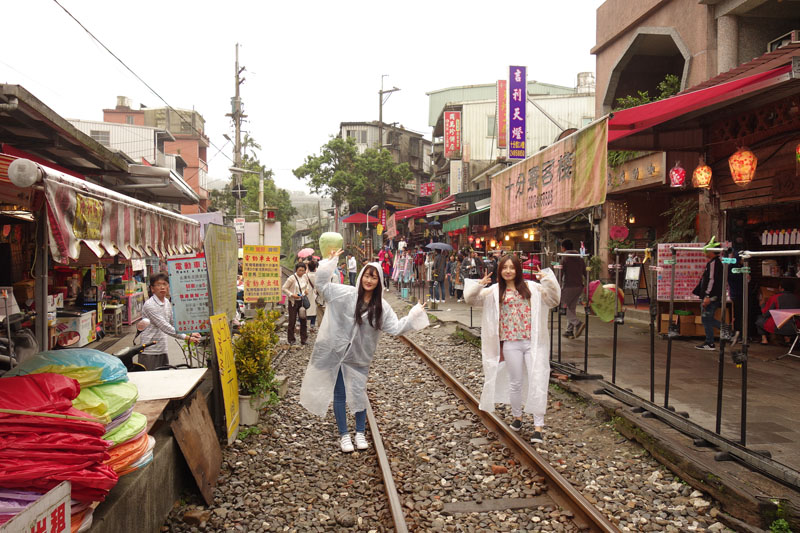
[299,249,429,453]
[464,254,560,445]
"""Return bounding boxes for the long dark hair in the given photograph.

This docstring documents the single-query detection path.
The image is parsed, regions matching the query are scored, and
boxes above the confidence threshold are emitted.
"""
[497,254,531,300]
[354,265,383,328]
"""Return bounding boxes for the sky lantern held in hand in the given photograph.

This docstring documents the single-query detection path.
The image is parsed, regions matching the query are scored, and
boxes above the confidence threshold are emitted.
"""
[728,147,757,186]
[692,158,712,189]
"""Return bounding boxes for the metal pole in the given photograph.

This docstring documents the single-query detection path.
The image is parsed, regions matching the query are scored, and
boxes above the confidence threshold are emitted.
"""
[549,307,554,361]
[664,247,678,409]
[740,256,750,446]
[612,251,620,384]
[258,170,264,245]
[715,254,731,434]
[34,207,48,352]
[649,264,657,403]
[583,264,590,373]
[557,305,562,363]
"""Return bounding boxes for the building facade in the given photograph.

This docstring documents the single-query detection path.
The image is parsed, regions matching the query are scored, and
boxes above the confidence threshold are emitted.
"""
[104,97,210,214]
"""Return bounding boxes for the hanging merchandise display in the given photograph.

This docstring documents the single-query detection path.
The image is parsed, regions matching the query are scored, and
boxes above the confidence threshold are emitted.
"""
[669,162,686,188]
[692,158,712,189]
[728,146,757,186]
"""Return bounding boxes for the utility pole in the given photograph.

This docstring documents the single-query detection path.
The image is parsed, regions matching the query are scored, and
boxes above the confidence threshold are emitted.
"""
[378,76,400,245]
[258,169,264,245]
[227,43,247,217]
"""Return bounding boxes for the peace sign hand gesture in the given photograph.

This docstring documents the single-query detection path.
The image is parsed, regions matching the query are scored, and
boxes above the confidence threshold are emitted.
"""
[479,273,492,286]
[329,248,344,260]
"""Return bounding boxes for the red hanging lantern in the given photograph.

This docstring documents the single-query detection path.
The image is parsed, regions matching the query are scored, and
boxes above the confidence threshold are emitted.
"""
[669,162,686,188]
[728,146,757,186]
[796,143,800,176]
[692,158,712,189]
[468,234,474,242]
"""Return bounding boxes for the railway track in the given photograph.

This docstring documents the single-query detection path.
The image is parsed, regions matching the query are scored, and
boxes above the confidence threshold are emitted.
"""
[365,333,620,532]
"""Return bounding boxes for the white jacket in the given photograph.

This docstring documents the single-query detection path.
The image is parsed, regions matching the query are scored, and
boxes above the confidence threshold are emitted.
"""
[464,270,560,417]
[299,257,430,416]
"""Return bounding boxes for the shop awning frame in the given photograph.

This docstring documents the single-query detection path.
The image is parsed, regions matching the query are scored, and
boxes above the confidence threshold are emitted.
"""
[395,195,456,221]
[10,159,201,264]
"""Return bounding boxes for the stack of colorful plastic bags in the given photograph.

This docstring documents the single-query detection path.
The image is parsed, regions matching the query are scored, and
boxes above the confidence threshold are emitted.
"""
[0,373,118,503]
[1,348,156,525]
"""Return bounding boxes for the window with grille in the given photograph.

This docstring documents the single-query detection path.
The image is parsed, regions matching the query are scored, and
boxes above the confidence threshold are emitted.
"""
[487,115,496,137]
[90,130,110,146]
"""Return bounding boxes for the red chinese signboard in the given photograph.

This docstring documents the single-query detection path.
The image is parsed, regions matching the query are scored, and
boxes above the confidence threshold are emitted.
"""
[444,111,461,159]
[497,80,507,149]
[420,182,435,196]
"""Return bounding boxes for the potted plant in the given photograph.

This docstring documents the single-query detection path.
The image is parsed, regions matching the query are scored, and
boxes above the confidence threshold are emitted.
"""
[233,309,281,425]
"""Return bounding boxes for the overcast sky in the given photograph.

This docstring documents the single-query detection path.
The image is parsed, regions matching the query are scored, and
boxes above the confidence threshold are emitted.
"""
[2,0,604,194]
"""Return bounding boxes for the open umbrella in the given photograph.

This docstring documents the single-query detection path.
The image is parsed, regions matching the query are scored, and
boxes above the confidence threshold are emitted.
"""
[426,242,453,251]
[428,221,442,229]
[297,248,314,258]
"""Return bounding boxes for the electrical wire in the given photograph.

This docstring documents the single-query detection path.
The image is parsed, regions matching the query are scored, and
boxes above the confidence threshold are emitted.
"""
[52,0,234,166]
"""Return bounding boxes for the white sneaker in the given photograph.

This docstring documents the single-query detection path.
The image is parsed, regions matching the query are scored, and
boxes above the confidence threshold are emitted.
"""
[354,432,369,450]
[340,434,354,453]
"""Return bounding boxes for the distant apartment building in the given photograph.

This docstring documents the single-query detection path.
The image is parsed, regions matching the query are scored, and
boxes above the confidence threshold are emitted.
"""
[103,96,210,214]
[338,121,432,209]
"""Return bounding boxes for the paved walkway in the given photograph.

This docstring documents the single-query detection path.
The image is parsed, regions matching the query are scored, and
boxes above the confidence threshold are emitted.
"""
[385,285,800,472]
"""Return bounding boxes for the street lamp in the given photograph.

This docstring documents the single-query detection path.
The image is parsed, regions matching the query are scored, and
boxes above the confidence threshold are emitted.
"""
[366,204,378,261]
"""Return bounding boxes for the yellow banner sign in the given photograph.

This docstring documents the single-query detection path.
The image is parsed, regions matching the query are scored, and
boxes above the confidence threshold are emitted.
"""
[73,193,103,240]
[210,313,239,444]
[243,245,281,303]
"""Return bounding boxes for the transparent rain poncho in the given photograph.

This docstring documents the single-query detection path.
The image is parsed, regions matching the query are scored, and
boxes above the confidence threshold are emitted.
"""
[463,269,560,418]
[299,257,429,417]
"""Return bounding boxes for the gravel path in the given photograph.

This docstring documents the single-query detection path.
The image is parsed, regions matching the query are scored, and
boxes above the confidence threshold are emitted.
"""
[164,298,730,532]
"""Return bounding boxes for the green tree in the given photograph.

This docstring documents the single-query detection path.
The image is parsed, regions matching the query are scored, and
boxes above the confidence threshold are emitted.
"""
[294,136,413,214]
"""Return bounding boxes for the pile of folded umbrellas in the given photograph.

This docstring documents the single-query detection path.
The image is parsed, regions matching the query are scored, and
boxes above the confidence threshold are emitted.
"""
[0,348,155,531]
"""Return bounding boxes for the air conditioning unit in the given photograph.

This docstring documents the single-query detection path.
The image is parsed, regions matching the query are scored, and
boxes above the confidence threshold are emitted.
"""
[767,30,799,53]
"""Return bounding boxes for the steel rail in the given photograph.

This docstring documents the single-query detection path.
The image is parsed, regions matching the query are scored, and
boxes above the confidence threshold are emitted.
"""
[365,399,409,533]
[400,335,620,533]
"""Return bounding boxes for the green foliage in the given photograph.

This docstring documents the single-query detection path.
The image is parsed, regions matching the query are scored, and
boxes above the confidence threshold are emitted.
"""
[233,309,281,403]
[654,197,699,244]
[237,426,262,440]
[608,150,642,170]
[613,73,681,111]
[294,136,413,214]
[588,255,604,282]
[608,238,634,253]
[769,519,792,533]
[615,90,653,111]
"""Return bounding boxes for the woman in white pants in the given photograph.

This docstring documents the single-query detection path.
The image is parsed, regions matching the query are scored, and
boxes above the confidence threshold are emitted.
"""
[464,254,560,444]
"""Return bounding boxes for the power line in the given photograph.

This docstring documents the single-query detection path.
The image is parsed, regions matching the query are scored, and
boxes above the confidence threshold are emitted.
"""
[52,0,234,166]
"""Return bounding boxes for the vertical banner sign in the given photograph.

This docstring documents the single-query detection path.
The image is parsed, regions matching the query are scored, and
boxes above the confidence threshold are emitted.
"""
[210,314,239,444]
[491,117,608,227]
[167,253,211,333]
[242,245,281,303]
[497,80,508,149]
[444,111,461,159]
[233,217,246,249]
[203,224,238,322]
[387,214,397,239]
[508,66,527,160]
[450,160,463,195]
[1,481,71,533]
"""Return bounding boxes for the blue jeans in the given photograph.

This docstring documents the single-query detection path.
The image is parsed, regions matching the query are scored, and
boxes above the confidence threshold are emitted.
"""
[702,300,721,345]
[431,280,444,301]
[333,368,365,435]
[349,272,356,286]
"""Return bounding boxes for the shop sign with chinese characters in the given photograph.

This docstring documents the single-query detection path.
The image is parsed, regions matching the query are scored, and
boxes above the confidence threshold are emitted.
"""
[444,111,461,159]
[167,253,211,333]
[491,117,608,227]
[210,313,239,444]
[607,152,666,193]
[450,160,463,195]
[419,182,435,196]
[508,66,527,160]
[497,79,508,149]
[242,245,281,303]
[1,481,71,533]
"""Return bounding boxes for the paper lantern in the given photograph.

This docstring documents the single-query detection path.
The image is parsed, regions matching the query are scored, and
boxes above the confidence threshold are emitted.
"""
[692,158,712,189]
[728,147,757,186]
[669,162,686,188]
[468,234,474,242]
[796,143,800,176]
[490,239,497,248]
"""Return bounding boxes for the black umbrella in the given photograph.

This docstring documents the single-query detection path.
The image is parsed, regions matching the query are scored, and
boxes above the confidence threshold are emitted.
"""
[427,220,442,229]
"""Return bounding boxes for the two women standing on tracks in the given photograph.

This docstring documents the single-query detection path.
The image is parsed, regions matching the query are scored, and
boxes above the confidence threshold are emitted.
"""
[464,254,560,444]
[299,248,430,453]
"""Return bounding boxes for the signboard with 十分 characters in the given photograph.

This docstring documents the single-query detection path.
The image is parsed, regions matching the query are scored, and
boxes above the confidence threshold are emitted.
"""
[490,117,608,227]
[508,66,527,160]
[242,245,281,303]
[497,79,508,149]
[444,111,461,159]
[167,253,211,333]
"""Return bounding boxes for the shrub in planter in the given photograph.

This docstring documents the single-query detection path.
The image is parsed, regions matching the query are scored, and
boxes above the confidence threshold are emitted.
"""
[233,309,281,409]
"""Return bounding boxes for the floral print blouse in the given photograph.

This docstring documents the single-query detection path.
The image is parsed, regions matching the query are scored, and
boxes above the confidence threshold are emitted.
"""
[499,288,531,341]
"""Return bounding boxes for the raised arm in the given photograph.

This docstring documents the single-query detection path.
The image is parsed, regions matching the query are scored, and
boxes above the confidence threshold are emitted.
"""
[380,301,429,336]
[533,268,561,308]
[463,272,493,307]
[317,250,353,303]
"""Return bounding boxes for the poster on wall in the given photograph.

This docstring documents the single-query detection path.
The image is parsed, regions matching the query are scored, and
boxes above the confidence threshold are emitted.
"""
[203,224,238,322]
[656,243,708,302]
[242,245,281,303]
[167,253,211,333]
[210,313,239,444]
